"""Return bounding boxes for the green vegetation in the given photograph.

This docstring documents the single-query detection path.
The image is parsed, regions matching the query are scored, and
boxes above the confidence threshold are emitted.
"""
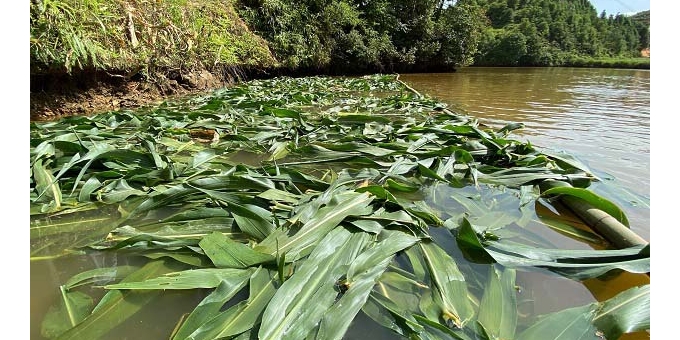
[31,75,649,339]
[471,0,650,67]
[236,0,487,72]
[30,0,276,77]
[564,56,650,69]
[30,0,651,79]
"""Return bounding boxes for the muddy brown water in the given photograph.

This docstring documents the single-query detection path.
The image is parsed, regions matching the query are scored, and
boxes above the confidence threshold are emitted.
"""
[401,67,650,241]
[31,68,650,339]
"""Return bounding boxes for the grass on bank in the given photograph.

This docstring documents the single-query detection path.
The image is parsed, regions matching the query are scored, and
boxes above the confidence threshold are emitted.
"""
[564,56,650,69]
[30,0,276,77]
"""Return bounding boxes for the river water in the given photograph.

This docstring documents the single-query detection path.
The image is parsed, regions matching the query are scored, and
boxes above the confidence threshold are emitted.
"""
[401,67,651,241]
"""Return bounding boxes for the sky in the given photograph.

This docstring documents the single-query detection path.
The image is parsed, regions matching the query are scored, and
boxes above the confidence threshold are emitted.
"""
[589,0,650,15]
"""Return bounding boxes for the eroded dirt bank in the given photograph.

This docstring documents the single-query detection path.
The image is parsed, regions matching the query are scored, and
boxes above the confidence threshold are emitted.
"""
[30,69,237,122]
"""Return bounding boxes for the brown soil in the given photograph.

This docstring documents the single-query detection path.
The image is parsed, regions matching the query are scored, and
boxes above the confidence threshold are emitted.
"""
[30,69,236,122]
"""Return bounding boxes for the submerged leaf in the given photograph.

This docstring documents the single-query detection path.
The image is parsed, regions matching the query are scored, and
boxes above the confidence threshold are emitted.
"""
[476,265,517,340]
[516,305,599,340]
[456,219,649,279]
[593,284,650,339]
[55,260,177,340]
[41,288,93,339]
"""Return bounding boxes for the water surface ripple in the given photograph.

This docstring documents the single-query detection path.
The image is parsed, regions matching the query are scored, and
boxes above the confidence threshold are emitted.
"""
[401,68,650,239]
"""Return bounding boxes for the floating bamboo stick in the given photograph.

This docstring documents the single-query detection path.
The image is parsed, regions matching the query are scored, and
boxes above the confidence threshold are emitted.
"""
[539,180,648,249]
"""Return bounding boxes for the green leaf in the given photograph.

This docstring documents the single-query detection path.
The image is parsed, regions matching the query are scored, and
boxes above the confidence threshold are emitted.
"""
[55,260,177,340]
[30,206,121,240]
[41,287,93,339]
[476,265,517,340]
[593,284,650,340]
[32,159,62,209]
[186,268,278,340]
[258,227,371,340]
[316,230,420,340]
[104,268,255,290]
[78,177,102,202]
[229,203,275,241]
[412,241,475,328]
[517,305,599,340]
[64,266,138,290]
[518,284,650,339]
[362,291,424,336]
[170,271,253,340]
[456,219,649,279]
[98,179,147,203]
[199,232,274,268]
[256,190,374,259]
[541,186,630,227]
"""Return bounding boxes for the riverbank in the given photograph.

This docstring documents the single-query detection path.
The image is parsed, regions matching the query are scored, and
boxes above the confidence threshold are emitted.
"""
[29,0,650,121]
[30,69,235,121]
[562,56,650,69]
[29,0,275,121]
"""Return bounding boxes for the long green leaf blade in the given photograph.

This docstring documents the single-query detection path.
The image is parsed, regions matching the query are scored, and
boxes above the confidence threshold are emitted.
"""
[541,186,630,227]
[256,191,374,258]
[104,268,254,290]
[517,305,599,340]
[55,260,176,340]
[418,241,475,328]
[315,229,419,340]
[187,268,278,340]
[258,227,371,340]
[199,231,274,268]
[593,284,650,339]
[476,265,517,340]
[170,272,252,339]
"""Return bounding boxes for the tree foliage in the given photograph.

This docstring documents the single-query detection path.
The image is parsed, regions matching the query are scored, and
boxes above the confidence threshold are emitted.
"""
[30,0,651,77]
[472,0,650,66]
[236,0,486,72]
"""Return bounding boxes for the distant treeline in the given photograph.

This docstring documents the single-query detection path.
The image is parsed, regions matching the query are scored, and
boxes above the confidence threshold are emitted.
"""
[29,0,650,79]
[237,0,650,71]
[471,0,650,66]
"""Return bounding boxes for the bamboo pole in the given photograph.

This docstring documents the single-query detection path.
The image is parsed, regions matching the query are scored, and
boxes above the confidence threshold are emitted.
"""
[539,180,648,249]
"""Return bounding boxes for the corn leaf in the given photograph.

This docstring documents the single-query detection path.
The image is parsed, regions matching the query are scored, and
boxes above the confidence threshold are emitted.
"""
[104,268,255,290]
[199,231,274,268]
[186,268,278,340]
[258,227,371,340]
[169,271,253,340]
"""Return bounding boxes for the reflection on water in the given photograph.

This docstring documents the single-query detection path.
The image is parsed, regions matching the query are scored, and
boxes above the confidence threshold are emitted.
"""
[400,68,650,240]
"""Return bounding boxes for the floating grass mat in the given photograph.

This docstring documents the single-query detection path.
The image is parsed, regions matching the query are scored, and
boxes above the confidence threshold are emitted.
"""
[31,75,649,339]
